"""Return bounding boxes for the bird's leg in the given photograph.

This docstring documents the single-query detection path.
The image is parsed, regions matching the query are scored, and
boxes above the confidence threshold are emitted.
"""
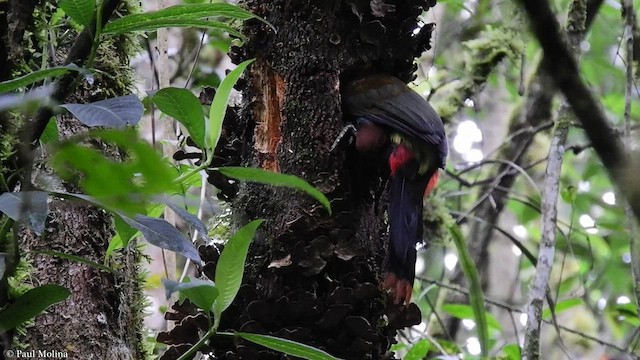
[330,123,357,151]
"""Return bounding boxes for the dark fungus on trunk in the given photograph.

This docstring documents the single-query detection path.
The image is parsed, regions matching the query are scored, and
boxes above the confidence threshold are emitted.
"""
[159,1,438,359]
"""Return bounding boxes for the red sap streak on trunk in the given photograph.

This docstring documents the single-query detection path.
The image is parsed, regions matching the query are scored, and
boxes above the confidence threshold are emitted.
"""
[389,143,413,176]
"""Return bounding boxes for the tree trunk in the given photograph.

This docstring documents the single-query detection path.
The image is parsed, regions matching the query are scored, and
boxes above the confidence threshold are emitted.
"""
[0,1,145,358]
[161,1,439,359]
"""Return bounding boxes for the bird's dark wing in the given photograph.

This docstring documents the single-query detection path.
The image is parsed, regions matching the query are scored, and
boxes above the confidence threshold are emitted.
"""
[344,75,448,168]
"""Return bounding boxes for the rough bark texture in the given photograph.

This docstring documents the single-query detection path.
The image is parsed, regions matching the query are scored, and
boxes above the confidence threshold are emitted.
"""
[0,1,146,358]
[20,203,144,359]
[159,1,439,359]
[228,1,435,359]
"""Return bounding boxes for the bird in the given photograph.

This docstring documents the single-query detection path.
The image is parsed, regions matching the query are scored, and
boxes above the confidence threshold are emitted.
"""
[342,74,447,305]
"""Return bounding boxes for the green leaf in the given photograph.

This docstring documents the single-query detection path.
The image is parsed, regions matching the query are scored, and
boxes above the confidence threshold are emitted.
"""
[449,225,489,357]
[113,213,138,247]
[207,59,254,152]
[106,233,124,259]
[442,303,502,331]
[0,191,49,235]
[0,285,70,332]
[31,250,115,274]
[60,95,144,128]
[218,167,331,214]
[59,0,96,27]
[560,185,577,204]
[542,298,583,319]
[404,339,431,360]
[102,4,264,35]
[0,66,80,94]
[163,277,218,311]
[213,220,264,326]
[51,129,177,214]
[229,332,341,360]
[107,204,165,258]
[121,214,201,264]
[501,343,521,360]
[106,19,242,37]
[582,161,600,181]
[151,88,205,148]
[41,118,59,144]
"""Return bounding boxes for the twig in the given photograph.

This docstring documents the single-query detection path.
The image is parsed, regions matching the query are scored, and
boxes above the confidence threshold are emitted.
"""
[522,1,587,358]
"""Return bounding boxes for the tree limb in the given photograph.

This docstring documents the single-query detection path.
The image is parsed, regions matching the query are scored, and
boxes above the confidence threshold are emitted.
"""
[522,1,588,358]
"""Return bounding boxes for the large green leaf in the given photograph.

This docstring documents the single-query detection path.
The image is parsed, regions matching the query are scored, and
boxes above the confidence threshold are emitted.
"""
[449,225,489,357]
[232,332,341,360]
[0,285,70,332]
[213,220,264,325]
[206,59,254,152]
[51,129,177,214]
[151,87,205,148]
[218,167,331,214]
[102,4,259,35]
[121,214,201,264]
[59,0,96,27]
[61,95,144,128]
[0,66,80,94]
[163,277,218,311]
[104,19,242,37]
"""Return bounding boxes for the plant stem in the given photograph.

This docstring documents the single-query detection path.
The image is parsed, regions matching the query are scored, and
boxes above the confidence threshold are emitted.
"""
[85,0,105,70]
[176,328,217,360]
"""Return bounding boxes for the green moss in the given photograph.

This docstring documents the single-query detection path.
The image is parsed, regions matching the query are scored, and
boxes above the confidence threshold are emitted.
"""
[433,26,524,119]
[462,26,523,72]
[423,189,454,245]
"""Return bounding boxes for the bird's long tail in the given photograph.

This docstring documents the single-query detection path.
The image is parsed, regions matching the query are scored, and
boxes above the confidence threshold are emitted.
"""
[383,170,435,304]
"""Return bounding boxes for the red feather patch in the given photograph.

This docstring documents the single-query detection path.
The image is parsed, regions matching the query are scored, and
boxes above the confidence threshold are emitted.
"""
[424,170,440,195]
[389,143,414,176]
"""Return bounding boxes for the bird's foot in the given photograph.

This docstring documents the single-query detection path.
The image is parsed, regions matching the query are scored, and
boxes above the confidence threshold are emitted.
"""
[383,272,413,305]
[330,124,357,151]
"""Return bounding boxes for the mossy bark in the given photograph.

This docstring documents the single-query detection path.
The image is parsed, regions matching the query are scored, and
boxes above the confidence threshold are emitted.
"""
[0,1,146,358]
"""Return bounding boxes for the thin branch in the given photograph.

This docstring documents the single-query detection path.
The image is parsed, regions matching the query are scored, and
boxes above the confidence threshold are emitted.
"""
[522,0,588,358]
